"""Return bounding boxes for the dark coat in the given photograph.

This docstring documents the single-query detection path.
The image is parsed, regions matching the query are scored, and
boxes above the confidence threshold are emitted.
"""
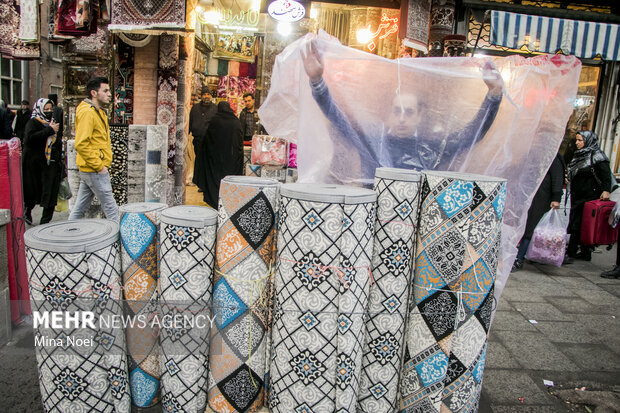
[22,118,63,208]
[14,109,32,141]
[523,154,565,239]
[568,160,612,234]
[0,107,12,139]
[202,103,243,208]
[189,101,217,190]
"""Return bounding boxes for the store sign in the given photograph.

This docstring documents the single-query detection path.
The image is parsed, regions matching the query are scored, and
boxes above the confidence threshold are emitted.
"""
[367,13,399,52]
[268,0,305,22]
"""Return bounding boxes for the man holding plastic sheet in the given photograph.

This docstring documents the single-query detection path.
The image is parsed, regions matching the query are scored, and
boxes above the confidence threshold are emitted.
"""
[68,77,118,222]
[301,40,503,179]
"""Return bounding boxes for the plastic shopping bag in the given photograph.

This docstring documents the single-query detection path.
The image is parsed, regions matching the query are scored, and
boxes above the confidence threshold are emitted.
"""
[525,209,568,267]
[251,135,289,167]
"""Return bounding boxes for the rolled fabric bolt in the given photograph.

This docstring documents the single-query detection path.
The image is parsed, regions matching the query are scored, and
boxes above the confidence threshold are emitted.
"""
[25,219,131,413]
[159,205,219,412]
[400,171,506,412]
[358,168,422,412]
[269,183,377,412]
[208,176,280,413]
[119,202,167,408]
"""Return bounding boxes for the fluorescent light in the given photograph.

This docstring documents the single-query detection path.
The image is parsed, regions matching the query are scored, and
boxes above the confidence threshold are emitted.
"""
[357,28,372,44]
[278,21,292,36]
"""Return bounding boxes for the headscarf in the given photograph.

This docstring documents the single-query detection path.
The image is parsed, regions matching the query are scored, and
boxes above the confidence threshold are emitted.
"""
[31,98,56,164]
[567,131,609,182]
[31,98,51,122]
[217,101,235,115]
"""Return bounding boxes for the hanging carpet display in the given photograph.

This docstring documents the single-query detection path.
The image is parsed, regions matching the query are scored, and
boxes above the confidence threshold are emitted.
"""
[269,184,376,413]
[156,34,179,205]
[109,0,186,33]
[24,220,131,412]
[0,139,30,323]
[113,40,134,124]
[120,202,167,408]
[159,206,218,413]
[144,124,169,203]
[127,125,147,203]
[208,176,279,413]
[399,171,506,412]
[358,168,422,413]
[110,124,128,206]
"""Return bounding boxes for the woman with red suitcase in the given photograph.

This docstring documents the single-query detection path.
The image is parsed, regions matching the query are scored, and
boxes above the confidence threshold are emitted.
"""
[566,131,612,261]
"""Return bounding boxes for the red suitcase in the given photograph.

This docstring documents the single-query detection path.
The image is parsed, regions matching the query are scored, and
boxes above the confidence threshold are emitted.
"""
[580,199,619,245]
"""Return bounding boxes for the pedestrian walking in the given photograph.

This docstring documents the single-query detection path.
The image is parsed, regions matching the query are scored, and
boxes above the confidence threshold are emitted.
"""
[68,77,118,222]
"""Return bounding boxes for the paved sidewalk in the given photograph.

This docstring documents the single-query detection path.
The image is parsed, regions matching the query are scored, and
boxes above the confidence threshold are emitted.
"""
[479,247,620,412]
[1,207,619,412]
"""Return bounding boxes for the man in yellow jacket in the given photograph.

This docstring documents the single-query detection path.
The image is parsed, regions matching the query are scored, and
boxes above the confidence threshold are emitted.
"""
[68,77,119,222]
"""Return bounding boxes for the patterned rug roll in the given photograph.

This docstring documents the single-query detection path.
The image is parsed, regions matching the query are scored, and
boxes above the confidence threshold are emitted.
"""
[110,124,129,206]
[208,176,279,413]
[24,220,131,412]
[269,184,376,413]
[119,202,167,408]
[358,168,422,412]
[400,171,506,413]
[159,206,218,412]
[127,125,147,204]
[145,125,169,203]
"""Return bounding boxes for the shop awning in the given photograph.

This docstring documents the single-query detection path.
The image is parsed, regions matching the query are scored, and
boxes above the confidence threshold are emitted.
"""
[489,10,620,61]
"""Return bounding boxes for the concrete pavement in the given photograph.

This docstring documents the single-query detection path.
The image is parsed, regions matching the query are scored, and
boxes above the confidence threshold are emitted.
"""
[1,207,619,412]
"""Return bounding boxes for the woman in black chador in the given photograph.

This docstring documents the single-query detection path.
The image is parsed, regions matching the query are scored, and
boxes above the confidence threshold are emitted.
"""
[22,98,62,225]
[202,101,243,208]
[566,131,612,261]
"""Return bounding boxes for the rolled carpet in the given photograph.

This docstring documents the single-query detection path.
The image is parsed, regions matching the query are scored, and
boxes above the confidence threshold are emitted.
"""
[399,171,506,412]
[269,183,376,412]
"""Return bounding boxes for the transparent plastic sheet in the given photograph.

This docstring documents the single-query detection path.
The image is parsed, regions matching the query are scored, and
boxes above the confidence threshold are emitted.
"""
[259,32,582,299]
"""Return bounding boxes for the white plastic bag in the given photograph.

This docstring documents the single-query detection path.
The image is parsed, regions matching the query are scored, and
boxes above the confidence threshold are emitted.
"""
[525,209,568,267]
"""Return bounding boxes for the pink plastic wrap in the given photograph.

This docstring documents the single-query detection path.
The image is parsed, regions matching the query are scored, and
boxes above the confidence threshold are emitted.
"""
[288,142,297,168]
[251,135,288,167]
[259,31,582,297]
[526,209,568,267]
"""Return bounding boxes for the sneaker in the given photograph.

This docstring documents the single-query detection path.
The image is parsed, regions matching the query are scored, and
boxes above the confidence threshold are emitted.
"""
[562,255,574,265]
[511,260,523,272]
[601,266,620,279]
[574,251,592,261]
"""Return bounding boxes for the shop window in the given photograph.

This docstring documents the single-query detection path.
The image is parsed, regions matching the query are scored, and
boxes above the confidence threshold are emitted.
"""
[50,44,63,62]
[0,57,24,106]
[559,64,602,161]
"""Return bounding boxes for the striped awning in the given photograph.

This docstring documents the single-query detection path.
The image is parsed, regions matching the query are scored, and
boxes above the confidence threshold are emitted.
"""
[490,10,620,61]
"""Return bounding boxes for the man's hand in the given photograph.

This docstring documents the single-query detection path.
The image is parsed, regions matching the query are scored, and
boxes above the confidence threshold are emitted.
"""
[601,191,611,201]
[50,119,59,133]
[301,39,324,84]
[550,201,560,209]
[98,166,108,175]
[482,61,503,97]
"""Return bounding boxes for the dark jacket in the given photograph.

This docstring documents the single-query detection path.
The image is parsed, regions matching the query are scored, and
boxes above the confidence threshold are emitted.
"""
[14,109,32,141]
[523,154,565,239]
[310,78,501,182]
[0,107,13,139]
[22,118,63,208]
[190,101,217,190]
[202,102,243,208]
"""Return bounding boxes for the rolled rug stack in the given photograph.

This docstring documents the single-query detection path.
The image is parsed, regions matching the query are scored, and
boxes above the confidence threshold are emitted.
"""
[25,220,131,412]
[269,184,376,412]
[400,171,506,412]
[127,125,147,204]
[159,206,218,412]
[144,124,169,204]
[119,202,167,408]
[208,176,279,413]
[358,168,422,412]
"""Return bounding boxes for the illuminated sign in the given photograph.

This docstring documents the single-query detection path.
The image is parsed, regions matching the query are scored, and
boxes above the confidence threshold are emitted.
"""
[366,13,399,52]
[268,0,305,22]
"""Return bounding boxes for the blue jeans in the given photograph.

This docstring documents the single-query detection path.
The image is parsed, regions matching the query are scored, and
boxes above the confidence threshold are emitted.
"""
[68,171,119,222]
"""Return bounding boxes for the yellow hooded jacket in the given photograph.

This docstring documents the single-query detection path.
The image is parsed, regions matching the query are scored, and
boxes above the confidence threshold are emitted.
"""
[74,100,111,172]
